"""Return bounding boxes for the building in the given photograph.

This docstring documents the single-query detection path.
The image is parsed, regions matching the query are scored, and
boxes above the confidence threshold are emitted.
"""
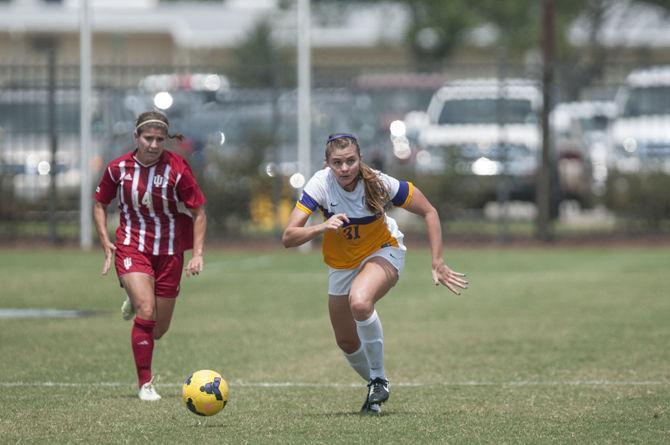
[0,0,411,73]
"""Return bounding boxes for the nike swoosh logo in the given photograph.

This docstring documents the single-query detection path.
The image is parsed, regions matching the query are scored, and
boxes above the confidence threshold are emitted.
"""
[330,202,339,206]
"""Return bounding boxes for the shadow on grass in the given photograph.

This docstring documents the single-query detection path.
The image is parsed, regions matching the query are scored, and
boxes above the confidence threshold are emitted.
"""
[304,409,403,418]
[183,418,232,428]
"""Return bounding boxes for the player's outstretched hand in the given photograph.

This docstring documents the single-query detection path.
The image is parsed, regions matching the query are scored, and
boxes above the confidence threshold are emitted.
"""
[323,213,349,232]
[186,255,204,277]
[101,242,116,276]
[432,259,468,295]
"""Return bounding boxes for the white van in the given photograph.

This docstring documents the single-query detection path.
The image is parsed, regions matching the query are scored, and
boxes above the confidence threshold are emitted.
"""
[409,78,541,204]
[610,66,670,173]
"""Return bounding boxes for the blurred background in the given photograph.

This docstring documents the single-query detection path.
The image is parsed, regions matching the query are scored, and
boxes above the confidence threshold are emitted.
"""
[1,0,670,246]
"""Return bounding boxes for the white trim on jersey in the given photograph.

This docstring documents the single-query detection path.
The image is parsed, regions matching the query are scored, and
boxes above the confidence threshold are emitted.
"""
[118,161,132,246]
[173,173,193,216]
[303,168,403,223]
[175,202,193,216]
[161,165,176,255]
[131,164,146,252]
[146,165,162,255]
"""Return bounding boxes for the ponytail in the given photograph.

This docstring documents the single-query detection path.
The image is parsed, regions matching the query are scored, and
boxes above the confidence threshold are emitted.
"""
[359,161,389,216]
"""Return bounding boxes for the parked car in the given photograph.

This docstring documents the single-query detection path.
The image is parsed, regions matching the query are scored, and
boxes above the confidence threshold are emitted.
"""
[609,66,670,174]
[407,78,543,206]
[0,87,123,200]
[353,73,446,167]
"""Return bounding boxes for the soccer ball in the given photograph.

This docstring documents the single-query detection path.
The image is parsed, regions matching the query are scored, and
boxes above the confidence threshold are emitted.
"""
[182,369,229,416]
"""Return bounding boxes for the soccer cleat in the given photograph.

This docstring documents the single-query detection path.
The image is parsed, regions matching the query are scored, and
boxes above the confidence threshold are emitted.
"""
[121,296,135,321]
[360,398,382,415]
[367,377,390,405]
[138,377,161,401]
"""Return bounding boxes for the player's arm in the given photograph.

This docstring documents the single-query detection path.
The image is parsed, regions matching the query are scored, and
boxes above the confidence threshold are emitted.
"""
[175,159,206,276]
[93,201,116,275]
[186,205,206,277]
[281,207,349,248]
[403,186,468,294]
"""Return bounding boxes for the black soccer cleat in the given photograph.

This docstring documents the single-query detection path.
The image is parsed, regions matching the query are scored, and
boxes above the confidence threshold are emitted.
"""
[367,377,390,405]
[360,397,382,415]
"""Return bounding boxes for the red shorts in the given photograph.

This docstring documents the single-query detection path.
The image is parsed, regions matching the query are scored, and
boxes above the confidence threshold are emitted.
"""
[114,243,184,298]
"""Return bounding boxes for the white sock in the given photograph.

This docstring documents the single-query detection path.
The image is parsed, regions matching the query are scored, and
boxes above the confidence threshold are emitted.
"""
[355,310,385,380]
[344,345,370,381]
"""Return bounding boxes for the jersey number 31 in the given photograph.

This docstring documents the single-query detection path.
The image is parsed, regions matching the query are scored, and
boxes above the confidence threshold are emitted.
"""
[343,225,360,240]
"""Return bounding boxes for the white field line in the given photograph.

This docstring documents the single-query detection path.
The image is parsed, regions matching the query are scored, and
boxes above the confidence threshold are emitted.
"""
[0,380,667,389]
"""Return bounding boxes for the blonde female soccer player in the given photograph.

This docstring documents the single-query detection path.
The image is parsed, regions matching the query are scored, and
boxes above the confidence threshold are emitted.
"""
[282,133,467,414]
[93,110,206,401]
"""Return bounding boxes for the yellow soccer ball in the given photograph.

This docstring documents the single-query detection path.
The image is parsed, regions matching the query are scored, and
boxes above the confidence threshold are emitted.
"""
[182,369,229,416]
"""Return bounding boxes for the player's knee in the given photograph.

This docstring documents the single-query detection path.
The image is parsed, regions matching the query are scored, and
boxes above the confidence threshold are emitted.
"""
[348,294,372,319]
[135,303,154,320]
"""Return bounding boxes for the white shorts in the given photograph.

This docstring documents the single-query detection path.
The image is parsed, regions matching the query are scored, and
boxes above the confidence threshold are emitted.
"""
[328,246,406,296]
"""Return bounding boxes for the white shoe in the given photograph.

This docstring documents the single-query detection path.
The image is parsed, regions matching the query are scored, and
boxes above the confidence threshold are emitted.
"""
[121,296,135,321]
[138,378,161,401]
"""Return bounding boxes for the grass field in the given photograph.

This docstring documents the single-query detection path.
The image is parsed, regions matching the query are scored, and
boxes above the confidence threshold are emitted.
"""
[0,246,668,444]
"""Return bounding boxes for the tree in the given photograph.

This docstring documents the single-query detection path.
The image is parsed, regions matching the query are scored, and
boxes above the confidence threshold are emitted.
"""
[311,0,476,70]
[402,0,477,70]
[229,20,294,88]
[313,0,670,95]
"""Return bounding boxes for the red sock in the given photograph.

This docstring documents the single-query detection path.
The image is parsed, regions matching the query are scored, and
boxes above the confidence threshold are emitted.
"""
[131,317,156,387]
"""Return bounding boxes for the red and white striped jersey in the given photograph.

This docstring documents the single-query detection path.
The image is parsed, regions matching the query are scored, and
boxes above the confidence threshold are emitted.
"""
[95,150,205,255]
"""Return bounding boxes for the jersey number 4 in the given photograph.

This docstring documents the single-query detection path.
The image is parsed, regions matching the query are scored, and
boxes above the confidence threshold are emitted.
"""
[343,225,360,240]
[141,192,153,210]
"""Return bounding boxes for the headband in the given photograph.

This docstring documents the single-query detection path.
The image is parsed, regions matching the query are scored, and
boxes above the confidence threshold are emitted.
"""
[326,133,358,144]
[135,119,168,132]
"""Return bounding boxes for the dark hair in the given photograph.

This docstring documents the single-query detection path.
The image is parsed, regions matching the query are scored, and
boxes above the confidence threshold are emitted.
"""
[134,110,184,141]
[325,134,389,216]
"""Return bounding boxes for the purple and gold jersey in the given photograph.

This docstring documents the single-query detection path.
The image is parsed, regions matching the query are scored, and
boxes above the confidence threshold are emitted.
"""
[296,168,413,269]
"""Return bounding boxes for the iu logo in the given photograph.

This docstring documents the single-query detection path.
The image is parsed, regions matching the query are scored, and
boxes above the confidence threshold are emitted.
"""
[123,257,132,270]
[153,176,164,187]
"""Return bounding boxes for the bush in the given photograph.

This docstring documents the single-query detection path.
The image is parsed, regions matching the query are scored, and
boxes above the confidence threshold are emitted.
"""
[198,130,274,236]
[603,171,670,228]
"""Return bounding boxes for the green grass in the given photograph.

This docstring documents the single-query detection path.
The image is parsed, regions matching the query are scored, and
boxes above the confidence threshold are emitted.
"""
[0,246,668,444]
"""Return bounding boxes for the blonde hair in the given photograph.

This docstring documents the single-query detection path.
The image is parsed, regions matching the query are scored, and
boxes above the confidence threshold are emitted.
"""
[134,110,184,141]
[325,134,389,216]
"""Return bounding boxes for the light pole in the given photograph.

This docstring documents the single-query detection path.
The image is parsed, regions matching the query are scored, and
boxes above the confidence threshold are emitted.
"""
[79,0,93,250]
[537,0,555,241]
[297,0,311,251]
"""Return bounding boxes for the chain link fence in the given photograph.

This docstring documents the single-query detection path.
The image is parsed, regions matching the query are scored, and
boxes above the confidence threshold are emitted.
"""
[1,59,669,243]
